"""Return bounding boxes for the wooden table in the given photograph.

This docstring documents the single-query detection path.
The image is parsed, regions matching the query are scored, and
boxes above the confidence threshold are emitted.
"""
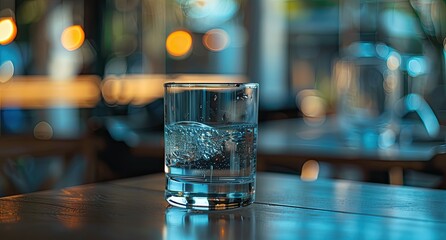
[1,172,446,239]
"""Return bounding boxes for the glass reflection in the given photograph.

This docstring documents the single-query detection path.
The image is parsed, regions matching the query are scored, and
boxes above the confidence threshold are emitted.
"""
[164,206,255,240]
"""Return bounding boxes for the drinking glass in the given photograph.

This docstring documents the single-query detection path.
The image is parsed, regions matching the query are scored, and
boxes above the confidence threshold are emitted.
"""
[164,82,259,210]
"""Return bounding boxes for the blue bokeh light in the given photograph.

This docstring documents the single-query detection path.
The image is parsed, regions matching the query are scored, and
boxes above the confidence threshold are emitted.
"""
[2,107,26,133]
[0,42,24,75]
[407,57,426,77]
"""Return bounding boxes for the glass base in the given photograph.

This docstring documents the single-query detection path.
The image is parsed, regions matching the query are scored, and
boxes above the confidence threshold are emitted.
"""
[165,176,255,210]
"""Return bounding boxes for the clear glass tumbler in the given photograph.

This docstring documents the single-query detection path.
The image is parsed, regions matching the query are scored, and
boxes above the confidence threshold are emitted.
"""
[164,82,259,210]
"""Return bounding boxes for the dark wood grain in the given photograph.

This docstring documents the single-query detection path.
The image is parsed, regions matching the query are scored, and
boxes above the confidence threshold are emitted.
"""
[1,172,446,239]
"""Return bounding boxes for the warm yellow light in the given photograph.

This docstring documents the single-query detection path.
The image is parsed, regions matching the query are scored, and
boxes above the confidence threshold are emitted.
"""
[0,75,100,108]
[383,74,398,93]
[101,74,246,106]
[0,18,17,45]
[203,29,229,52]
[301,160,319,181]
[297,90,326,126]
[387,54,400,71]
[301,95,325,118]
[166,30,193,57]
[61,25,85,51]
[101,78,121,104]
[101,75,165,106]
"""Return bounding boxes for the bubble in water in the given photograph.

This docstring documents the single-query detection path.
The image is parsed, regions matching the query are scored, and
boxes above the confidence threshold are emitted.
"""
[165,121,225,166]
[213,95,218,101]
[237,94,248,101]
[165,122,258,180]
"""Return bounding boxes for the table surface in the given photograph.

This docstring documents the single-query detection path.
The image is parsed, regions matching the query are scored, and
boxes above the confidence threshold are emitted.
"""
[1,172,446,239]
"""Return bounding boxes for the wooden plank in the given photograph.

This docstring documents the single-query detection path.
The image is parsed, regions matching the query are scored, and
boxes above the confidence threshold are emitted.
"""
[1,179,446,239]
[0,185,167,239]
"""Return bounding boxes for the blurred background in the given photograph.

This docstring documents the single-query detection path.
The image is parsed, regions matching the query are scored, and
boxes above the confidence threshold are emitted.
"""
[0,0,445,196]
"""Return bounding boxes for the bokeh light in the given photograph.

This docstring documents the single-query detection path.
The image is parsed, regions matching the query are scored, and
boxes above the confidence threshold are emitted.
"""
[0,60,14,83]
[407,57,426,77]
[203,29,229,52]
[0,43,25,75]
[101,75,165,106]
[18,0,45,24]
[383,74,398,94]
[297,90,326,126]
[61,25,85,51]
[301,160,319,181]
[180,0,239,31]
[386,52,401,71]
[101,78,121,104]
[34,121,53,140]
[0,18,17,45]
[405,93,421,111]
[0,76,100,108]
[181,0,214,19]
[166,30,193,58]
[2,107,25,133]
[301,95,325,118]
[378,129,396,149]
[375,43,390,59]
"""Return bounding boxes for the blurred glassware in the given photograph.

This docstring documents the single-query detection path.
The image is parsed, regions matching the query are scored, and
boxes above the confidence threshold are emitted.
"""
[335,42,402,149]
[335,0,445,149]
[336,41,441,149]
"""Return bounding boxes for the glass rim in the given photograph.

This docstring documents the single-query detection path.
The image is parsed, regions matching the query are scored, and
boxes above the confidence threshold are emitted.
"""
[164,82,258,89]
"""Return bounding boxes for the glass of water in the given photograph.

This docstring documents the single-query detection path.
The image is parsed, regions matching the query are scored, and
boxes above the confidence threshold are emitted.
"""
[164,82,259,210]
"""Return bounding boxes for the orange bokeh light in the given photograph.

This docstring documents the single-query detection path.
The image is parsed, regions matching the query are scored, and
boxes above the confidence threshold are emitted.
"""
[203,29,229,52]
[166,30,193,57]
[61,25,85,51]
[0,18,17,45]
